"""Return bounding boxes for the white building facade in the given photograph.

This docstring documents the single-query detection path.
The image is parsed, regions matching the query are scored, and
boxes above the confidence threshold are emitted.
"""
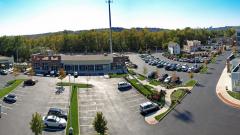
[168,42,180,55]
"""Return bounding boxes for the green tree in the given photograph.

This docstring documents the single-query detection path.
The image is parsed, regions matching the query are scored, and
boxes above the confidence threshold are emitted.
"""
[29,112,44,135]
[93,112,108,135]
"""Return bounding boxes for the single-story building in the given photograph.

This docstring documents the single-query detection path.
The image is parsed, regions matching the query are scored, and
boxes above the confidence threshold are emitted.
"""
[0,56,14,69]
[31,53,127,75]
[184,40,201,53]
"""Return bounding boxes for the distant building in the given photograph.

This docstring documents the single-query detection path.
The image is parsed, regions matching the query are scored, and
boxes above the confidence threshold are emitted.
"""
[0,56,14,69]
[231,63,240,92]
[237,29,240,52]
[168,42,180,55]
[31,53,127,75]
[184,40,201,53]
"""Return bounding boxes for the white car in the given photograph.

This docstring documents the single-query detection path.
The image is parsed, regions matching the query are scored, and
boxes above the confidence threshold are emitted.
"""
[118,81,132,90]
[43,115,67,129]
[164,76,172,83]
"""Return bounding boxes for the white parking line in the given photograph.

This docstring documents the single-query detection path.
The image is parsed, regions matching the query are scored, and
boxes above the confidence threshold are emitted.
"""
[1,112,7,115]
[11,93,25,97]
[79,116,94,119]
[48,102,68,104]
[124,97,145,103]
[79,110,97,113]
[129,104,139,108]
[79,125,93,127]
[1,105,12,110]
[14,90,28,94]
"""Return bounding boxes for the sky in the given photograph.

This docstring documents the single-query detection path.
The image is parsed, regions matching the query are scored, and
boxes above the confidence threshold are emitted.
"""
[0,0,240,36]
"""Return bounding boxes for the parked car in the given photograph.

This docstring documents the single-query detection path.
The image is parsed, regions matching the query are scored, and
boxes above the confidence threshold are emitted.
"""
[158,74,168,82]
[171,76,181,84]
[24,79,37,86]
[147,71,157,79]
[43,115,67,129]
[74,72,78,78]
[156,63,163,68]
[140,101,159,115]
[47,108,68,120]
[0,70,8,75]
[164,76,172,83]
[3,94,17,103]
[118,81,132,90]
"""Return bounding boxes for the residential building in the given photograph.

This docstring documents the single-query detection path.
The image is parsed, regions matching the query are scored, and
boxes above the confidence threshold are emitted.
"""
[0,56,14,69]
[231,63,240,92]
[31,53,127,75]
[184,40,201,53]
[237,29,240,52]
[168,42,180,55]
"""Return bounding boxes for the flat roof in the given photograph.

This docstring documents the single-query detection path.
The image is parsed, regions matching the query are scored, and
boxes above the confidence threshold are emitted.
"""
[0,56,12,61]
[61,54,113,61]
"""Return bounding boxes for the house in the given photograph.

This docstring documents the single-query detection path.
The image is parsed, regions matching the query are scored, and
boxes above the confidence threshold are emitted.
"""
[184,40,201,53]
[168,42,180,55]
[237,29,240,52]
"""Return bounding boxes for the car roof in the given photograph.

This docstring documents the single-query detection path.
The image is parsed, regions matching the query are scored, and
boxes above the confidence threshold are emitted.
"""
[46,115,57,119]
[140,102,152,107]
[49,108,62,111]
[118,81,127,85]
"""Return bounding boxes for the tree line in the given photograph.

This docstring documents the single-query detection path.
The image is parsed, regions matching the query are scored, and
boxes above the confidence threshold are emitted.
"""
[0,27,235,62]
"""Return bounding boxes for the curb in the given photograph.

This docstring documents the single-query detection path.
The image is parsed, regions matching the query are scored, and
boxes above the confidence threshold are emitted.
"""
[217,92,240,109]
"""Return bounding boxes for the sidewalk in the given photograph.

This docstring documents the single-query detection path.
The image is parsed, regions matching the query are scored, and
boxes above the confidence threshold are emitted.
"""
[216,66,240,109]
[135,76,192,124]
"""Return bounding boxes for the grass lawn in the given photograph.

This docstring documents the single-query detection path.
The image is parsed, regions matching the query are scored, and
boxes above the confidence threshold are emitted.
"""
[127,79,153,96]
[137,74,146,81]
[200,66,208,74]
[144,84,155,91]
[109,73,128,78]
[149,79,160,86]
[155,89,188,121]
[66,85,79,135]
[227,91,240,100]
[128,69,136,75]
[171,89,187,102]
[56,82,92,88]
[0,79,25,98]
[184,80,197,87]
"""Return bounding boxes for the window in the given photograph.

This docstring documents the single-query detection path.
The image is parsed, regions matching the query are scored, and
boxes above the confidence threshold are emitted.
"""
[95,65,103,71]
[75,65,78,71]
[79,65,86,71]
[87,65,94,71]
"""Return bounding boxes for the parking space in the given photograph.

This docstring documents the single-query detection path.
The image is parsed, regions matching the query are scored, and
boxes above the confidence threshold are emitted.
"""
[0,75,69,135]
[127,53,200,83]
[76,76,149,135]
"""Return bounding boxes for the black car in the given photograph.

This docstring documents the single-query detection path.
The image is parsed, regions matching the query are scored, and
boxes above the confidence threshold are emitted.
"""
[147,71,157,79]
[158,74,168,82]
[171,77,181,84]
[24,79,37,86]
[47,108,68,120]
[156,64,163,68]
[3,94,17,103]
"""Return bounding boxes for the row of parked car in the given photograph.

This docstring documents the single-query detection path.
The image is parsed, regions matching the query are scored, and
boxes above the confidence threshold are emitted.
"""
[140,54,201,73]
[163,53,211,64]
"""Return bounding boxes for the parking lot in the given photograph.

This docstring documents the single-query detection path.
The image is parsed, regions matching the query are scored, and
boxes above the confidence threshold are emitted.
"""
[127,53,201,83]
[0,75,69,135]
[0,74,14,89]
[74,76,150,135]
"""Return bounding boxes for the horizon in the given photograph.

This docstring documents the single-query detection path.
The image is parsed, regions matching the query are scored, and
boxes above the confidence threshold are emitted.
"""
[0,0,240,36]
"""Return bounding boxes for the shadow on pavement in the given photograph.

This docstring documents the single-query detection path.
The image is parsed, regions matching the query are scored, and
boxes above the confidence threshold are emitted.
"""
[206,72,212,74]
[43,127,65,132]
[195,83,205,87]
[172,109,194,123]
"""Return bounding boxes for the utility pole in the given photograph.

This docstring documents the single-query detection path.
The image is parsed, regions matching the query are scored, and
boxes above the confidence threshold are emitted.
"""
[107,0,113,54]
